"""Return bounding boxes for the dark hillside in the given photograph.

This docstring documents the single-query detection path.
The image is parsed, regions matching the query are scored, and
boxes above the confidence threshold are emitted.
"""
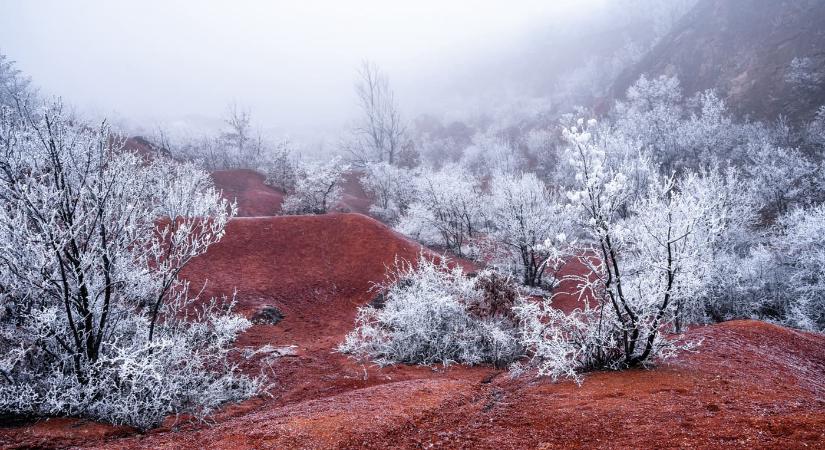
[612,0,825,121]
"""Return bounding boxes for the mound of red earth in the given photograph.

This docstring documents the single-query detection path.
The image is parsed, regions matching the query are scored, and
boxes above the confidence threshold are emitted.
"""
[211,169,285,217]
[336,170,372,215]
[209,169,373,218]
[2,214,824,449]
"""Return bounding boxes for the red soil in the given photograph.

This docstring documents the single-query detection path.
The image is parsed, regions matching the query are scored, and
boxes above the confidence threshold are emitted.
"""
[2,214,824,449]
[122,136,167,159]
[211,169,285,217]
[335,170,372,215]
[209,169,372,218]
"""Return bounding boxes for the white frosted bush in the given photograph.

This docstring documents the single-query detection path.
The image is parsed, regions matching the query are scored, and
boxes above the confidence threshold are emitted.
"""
[360,161,417,223]
[281,157,349,214]
[393,165,486,257]
[339,256,522,367]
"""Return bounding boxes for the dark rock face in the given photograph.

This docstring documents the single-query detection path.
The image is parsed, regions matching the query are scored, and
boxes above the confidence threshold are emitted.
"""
[251,305,284,325]
[612,0,825,121]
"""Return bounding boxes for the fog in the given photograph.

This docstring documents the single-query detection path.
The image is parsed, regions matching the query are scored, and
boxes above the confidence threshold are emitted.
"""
[1,1,616,139]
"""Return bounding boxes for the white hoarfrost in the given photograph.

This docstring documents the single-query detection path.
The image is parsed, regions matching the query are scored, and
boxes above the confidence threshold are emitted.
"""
[339,256,522,367]
[0,102,259,429]
[516,120,731,380]
[360,161,417,223]
[394,165,486,257]
[486,171,569,287]
[281,156,349,215]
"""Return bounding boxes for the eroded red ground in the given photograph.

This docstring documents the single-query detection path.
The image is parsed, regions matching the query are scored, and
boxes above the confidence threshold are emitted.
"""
[2,213,824,449]
[210,169,372,218]
[211,169,285,217]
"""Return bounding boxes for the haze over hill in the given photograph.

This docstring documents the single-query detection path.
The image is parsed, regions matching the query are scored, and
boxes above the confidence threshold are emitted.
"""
[612,0,825,120]
[0,0,693,143]
[2,1,825,448]
[0,1,581,138]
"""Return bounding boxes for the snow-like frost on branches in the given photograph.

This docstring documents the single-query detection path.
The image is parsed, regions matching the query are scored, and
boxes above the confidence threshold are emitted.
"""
[486,171,570,287]
[360,161,417,223]
[771,205,825,330]
[516,119,733,380]
[339,256,522,367]
[0,102,259,429]
[394,165,486,257]
[281,157,349,215]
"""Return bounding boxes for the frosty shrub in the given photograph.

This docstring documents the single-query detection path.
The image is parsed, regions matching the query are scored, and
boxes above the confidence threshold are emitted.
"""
[360,161,417,223]
[0,102,259,429]
[394,165,486,257]
[339,256,522,367]
[514,299,616,383]
[468,270,521,322]
[281,157,349,215]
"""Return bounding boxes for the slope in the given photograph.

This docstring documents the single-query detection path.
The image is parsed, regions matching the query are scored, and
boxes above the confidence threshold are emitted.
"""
[611,0,825,121]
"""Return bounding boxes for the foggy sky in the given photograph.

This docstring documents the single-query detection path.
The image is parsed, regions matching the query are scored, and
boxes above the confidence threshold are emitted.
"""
[0,0,603,139]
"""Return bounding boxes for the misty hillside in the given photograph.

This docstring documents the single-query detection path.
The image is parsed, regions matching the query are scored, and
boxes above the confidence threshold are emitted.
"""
[3,2,825,449]
[612,0,825,120]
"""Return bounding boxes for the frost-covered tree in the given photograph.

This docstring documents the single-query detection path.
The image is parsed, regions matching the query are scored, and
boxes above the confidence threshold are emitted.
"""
[281,157,349,215]
[681,166,759,324]
[805,105,825,152]
[742,141,818,216]
[395,165,486,256]
[785,57,823,91]
[460,130,525,176]
[344,61,410,166]
[262,141,299,193]
[487,172,568,287]
[675,90,740,162]
[525,127,560,178]
[360,161,417,223]
[217,103,265,168]
[768,205,825,330]
[0,52,34,107]
[554,117,654,206]
[339,256,522,367]
[517,121,729,380]
[613,75,684,171]
[614,75,777,175]
[414,133,463,169]
[705,200,825,332]
[0,102,258,428]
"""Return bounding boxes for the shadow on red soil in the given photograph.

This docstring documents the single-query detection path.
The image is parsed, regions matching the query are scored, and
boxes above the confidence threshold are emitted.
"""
[2,214,824,449]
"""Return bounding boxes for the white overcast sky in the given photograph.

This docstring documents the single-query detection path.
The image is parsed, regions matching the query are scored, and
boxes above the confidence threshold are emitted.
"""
[0,0,603,137]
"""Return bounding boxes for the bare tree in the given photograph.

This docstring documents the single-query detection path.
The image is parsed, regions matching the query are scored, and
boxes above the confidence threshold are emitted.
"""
[346,61,408,166]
